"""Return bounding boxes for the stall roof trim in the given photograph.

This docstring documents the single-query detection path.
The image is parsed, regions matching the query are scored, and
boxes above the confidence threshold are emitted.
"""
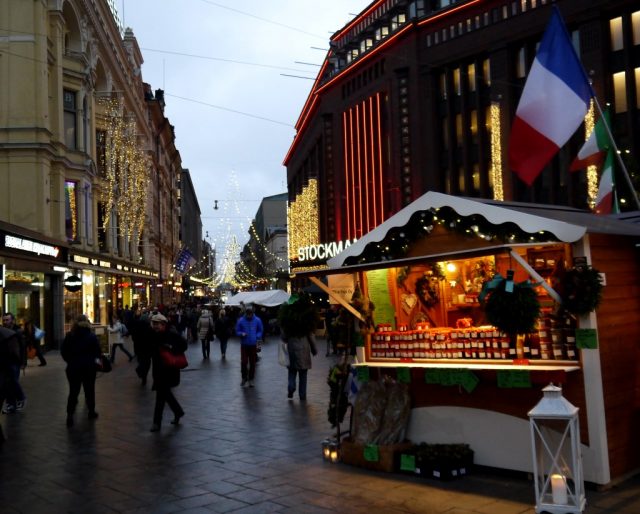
[224,290,290,308]
[328,192,640,269]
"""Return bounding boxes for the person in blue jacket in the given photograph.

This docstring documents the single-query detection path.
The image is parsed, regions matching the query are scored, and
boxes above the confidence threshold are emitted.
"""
[235,306,263,388]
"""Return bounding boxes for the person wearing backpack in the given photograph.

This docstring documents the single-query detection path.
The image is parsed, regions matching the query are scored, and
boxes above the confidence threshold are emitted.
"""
[108,316,134,364]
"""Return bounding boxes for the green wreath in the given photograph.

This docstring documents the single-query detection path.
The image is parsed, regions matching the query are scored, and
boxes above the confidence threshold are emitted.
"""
[481,277,540,334]
[561,266,603,316]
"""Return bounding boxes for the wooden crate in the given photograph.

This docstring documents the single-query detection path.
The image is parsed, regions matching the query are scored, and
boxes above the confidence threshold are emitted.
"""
[340,438,413,473]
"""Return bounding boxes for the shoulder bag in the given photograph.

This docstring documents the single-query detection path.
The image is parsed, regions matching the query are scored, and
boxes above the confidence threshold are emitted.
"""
[159,346,188,369]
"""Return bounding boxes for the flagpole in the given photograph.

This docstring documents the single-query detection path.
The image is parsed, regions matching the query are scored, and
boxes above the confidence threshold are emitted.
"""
[591,96,640,210]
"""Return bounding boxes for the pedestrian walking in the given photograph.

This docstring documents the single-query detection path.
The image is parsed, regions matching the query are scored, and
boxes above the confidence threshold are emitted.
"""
[235,306,263,388]
[148,313,187,432]
[1,312,26,414]
[214,308,232,360]
[196,309,214,359]
[108,316,134,363]
[278,295,318,401]
[23,319,47,366]
[60,315,101,427]
[0,326,21,441]
[130,307,152,385]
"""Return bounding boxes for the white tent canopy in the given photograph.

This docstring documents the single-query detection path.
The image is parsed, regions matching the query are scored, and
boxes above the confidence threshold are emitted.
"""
[224,290,290,308]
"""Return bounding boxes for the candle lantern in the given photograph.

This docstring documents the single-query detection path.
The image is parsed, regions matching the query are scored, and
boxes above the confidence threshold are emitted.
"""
[321,439,332,461]
[328,440,341,463]
[528,384,585,514]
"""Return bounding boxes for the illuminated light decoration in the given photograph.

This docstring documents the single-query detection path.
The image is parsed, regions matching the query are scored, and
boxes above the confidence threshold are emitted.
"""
[490,102,504,201]
[65,181,78,240]
[98,97,150,241]
[248,223,288,264]
[343,93,386,240]
[344,206,560,267]
[416,0,483,27]
[288,179,320,262]
[584,101,598,208]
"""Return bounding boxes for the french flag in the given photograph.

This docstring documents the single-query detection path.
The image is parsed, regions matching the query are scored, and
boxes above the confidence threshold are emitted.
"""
[509,7,593,186]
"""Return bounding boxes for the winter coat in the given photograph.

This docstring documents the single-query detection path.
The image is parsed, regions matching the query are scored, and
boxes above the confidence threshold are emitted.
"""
[61,326,101,373]
[214,315,232,341]
[284,333,317,371]
[151,327,188,389]
[196,311,214,341]
[107,320,126,346]
[235,315,263,346]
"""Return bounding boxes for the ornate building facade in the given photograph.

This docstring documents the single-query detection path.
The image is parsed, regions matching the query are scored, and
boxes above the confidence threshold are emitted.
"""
[0,0,184,343]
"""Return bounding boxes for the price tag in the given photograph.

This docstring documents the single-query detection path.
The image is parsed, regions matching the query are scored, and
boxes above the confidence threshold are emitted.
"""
[364,444,379,462]
[400,454,416,472]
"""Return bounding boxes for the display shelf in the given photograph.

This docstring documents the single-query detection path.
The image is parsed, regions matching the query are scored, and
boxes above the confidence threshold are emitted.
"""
[355,360,581,372]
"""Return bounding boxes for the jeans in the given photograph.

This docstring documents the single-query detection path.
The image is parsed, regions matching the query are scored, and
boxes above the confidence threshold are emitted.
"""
[66,367,97,415]
[288,368,308,399]
[240,345,257,380]
[153,386,184,425]
[219,337,229,356]
[110,343,133,363]
[201,339,210,358]
[5,363,26,407]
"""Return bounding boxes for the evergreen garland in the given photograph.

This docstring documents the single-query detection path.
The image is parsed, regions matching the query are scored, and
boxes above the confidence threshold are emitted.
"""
[561,266,604,315]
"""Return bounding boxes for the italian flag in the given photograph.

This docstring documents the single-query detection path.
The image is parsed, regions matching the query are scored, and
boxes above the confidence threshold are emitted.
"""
[594,150,618,215]
[570,109,611,171]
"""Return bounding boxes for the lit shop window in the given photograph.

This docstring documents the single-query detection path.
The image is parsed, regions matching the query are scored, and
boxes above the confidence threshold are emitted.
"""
[65,181,78,241]
[610,17,623,51]
[633,11,640,45]
[470,110,478,145]
[613,71,627,113]
[636,68,640,108]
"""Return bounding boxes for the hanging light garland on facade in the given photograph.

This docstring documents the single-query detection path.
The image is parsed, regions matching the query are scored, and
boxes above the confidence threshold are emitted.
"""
[584,101,598,208]
[288,179,319,261]
[98,96,150,241]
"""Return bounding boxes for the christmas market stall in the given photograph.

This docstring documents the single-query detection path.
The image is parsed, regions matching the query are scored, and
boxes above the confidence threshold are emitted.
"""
[313,191,640,485]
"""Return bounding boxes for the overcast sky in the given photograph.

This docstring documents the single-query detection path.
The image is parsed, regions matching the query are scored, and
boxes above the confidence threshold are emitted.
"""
[121,0,369,268]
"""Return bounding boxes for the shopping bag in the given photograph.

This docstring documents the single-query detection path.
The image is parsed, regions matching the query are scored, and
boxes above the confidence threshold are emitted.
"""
[278,340,289,367]
[34,327,45,340]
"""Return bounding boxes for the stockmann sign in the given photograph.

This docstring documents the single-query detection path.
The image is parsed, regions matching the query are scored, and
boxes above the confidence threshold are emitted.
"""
[297,239,357,263]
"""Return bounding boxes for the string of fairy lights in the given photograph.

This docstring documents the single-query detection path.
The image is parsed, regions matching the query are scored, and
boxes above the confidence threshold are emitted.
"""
[99,97,150,242]
[287,178,319,260]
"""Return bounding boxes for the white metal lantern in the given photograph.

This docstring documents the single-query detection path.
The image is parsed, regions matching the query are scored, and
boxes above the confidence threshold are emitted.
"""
[528,384,585,514]
[321,439,332,461]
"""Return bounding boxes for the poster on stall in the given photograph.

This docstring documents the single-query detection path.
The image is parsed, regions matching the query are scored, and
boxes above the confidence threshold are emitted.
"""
[327,273,355,304]
[366,269,396,327]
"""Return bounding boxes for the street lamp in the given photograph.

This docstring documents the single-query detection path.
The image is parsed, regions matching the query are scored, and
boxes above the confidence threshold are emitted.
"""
[528,384,585,514]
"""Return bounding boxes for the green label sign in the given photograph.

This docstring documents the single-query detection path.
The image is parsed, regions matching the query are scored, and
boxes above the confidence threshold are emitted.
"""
[576,328,598,349]
[497,370,531,388]
[400,454,416,472]
[356,366,370,383]
[424,369,479,393]
[366,269,396,327]
[397,367,411,384]
[364,444,380,462]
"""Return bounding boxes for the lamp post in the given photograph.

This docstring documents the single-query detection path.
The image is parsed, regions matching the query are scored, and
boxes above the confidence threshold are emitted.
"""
[528,384,585,514]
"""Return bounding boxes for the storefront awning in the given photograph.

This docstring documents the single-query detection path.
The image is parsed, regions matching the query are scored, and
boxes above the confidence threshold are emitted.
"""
[225,289,290,308]
[328,192,640,270]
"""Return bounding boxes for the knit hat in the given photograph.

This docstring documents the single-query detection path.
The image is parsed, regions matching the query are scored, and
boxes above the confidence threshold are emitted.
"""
[150,313,168,323]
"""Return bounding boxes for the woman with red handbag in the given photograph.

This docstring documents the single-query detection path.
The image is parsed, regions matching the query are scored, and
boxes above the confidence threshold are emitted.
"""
[148,313,188,432]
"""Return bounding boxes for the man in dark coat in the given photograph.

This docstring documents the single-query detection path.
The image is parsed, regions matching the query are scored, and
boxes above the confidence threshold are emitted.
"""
[130,307,153,385]
[1,312,26,413]
[149,313,188,432]
[0,326,21,442]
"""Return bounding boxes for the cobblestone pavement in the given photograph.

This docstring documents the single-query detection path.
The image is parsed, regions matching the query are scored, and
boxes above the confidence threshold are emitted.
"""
[2,336,640,513]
